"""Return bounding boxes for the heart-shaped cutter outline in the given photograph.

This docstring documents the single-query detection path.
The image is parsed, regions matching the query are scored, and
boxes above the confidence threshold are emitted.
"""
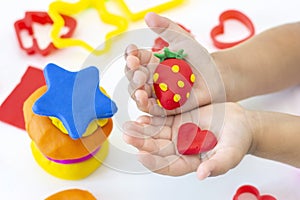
[233,185,277,200]
[14,11,77,56]
[210,9,255,49]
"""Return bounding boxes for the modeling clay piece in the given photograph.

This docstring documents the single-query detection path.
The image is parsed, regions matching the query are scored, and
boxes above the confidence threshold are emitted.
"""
[233,185,277,200]
[153,48,195,110]
[177,123,217,155]
[210,10,255,49]
[32,63,118,139]
[23,64,117,180]
[48,0,128,55]
[152,23,191,52]
[46,189,97,200]
[14,11,76,56]
[0,66,45,129]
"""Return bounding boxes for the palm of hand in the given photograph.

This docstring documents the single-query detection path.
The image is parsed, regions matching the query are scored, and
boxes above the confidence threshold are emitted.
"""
[123,103,253,178]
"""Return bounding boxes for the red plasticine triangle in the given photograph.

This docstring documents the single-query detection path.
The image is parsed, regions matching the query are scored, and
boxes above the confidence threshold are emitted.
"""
[0,66,45,130]
[177,123,217,155]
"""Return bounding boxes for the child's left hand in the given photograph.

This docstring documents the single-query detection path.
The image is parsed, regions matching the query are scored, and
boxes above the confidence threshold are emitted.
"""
[125,12,227,116]
[122,103,255,179]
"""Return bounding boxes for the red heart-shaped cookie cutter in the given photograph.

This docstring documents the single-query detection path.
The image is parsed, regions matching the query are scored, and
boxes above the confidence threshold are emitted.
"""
[210,10,255,49]
[233,185,277,200]
[14,11,77,56]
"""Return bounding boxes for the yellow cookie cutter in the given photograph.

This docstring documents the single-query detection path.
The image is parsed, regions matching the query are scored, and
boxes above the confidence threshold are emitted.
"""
[115,0,185,21]
[48,0,128,55]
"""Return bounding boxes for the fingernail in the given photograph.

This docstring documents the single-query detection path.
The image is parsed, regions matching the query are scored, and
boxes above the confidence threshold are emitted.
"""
[134,92,140,102]
[197,170,211,180]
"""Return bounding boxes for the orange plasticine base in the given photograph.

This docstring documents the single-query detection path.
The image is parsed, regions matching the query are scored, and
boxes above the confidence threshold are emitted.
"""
[45,188,96,200]
[31,140,109,180]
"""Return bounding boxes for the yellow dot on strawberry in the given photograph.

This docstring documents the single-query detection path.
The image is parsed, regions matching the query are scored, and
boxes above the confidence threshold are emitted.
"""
[156,99,162,107]
[171,65,180,73]
[190,74,195,83]
[159,83,168,92]
[173,94,181,102]
[153,73,159,83]
[177,80,185,88]
[186,92,190,98]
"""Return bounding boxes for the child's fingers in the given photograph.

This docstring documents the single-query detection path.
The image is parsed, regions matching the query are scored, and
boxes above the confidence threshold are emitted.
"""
[135,88,152,104]
[123,135,176,157]
[138,153,200,176]
[137,98,158,114]
[136,115,174,127]
[127,68,149,97]
[196,148,242,180]
[144,12,193,47]
[126,55,140,71]
[125,44,159,67]
[123,121,172,140]
[135,91,166,114]
[125,44,139,58]
[124,45,155,82]
[134,90,148,111]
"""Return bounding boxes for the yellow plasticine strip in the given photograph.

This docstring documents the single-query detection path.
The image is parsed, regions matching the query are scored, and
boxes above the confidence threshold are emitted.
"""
[115,0,185,21]
[31,140,109,180]
[49,117,108,137]
[48,0,128,55]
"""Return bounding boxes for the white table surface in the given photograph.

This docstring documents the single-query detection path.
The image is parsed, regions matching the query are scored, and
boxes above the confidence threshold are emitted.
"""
[1,0,300,199]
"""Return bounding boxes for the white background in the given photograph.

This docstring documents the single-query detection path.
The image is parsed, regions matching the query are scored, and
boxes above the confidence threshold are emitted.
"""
[1,0,300,199]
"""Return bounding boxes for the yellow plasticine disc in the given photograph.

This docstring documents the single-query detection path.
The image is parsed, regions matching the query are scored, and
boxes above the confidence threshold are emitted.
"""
[31,140,109,180]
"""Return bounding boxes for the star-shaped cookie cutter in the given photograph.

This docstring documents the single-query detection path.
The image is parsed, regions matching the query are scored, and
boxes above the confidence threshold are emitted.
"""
[115,0,185,21]
[48,0,128,55]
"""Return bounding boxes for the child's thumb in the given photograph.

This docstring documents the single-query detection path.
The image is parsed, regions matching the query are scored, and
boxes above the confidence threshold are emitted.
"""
[144,12,190,45]
[196,149,241,180]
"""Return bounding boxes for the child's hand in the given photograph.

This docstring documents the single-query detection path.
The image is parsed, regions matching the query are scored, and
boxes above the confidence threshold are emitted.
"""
[122,103,255,179]
[125,12,226,116]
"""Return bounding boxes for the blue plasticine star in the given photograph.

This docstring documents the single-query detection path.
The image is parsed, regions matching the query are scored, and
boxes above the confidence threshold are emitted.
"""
[32,63,118,139]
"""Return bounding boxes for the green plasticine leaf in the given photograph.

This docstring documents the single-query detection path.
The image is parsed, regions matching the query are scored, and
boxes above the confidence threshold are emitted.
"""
[154,48,187,62]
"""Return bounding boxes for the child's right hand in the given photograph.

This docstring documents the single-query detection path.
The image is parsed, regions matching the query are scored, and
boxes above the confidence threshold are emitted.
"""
[125,12,227,116]
[122,102,256,179]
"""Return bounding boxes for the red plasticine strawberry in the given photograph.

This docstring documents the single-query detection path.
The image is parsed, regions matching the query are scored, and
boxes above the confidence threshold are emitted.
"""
[153,48,195,110]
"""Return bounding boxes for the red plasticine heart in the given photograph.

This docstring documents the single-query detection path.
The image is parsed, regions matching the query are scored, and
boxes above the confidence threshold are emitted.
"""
[14,11,77,56]
[210,10,255,49]
[233,185,277,200]
[177,123,217,155]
